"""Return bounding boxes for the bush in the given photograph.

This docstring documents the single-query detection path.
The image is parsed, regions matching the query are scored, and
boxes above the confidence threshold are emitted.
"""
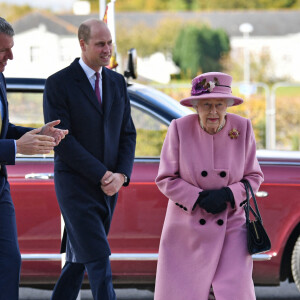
[172,25,230,78]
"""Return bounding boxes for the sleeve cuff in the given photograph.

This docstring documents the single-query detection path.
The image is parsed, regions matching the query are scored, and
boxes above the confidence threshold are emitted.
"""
[14,140,17,157]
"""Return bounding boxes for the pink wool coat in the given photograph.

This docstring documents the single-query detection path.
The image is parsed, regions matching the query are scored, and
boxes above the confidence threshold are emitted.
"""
[154,113,264,300]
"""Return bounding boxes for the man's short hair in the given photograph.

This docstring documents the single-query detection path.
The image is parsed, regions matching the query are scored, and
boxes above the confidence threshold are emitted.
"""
[78,23,90,43]
[0,17,14,36]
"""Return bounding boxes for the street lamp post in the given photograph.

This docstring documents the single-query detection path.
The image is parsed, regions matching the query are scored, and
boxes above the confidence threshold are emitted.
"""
[239,23,253,84]
[239,23,275,149]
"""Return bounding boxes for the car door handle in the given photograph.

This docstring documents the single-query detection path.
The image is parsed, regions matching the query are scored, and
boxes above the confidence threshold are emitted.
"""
[25,173,54,180]
[256,191,268,197]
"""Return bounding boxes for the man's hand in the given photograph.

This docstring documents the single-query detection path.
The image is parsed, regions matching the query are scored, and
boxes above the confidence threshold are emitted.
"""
[101,172,125,196]
[39,120,68,146]
[16,128,56,155]
[100,171,113,186]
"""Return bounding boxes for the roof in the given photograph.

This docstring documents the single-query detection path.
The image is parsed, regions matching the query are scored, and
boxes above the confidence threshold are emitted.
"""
[13,10,300,37]
[13,11,78,35]
[113,10,300,37]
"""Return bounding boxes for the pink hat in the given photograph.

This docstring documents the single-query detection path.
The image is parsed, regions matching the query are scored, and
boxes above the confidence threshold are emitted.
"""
[180,72,243,107]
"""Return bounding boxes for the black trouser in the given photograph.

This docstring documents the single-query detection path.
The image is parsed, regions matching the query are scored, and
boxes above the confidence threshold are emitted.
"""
[0,181,22,300]
[51,257,116,300]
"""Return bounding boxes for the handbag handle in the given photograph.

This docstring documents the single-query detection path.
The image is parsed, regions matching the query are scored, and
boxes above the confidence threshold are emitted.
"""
[241,179,263,224]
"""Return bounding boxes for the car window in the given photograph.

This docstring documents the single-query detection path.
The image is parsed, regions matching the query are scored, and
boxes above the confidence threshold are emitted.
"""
[7,91,48,158]
[131,105,168,157]
[7,92,44,128]
[7,90,168,158]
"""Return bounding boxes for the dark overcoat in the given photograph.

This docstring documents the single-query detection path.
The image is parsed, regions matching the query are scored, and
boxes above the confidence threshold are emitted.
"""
[0,72,32,300]
[0,73,30,190]
[43,59,136,263]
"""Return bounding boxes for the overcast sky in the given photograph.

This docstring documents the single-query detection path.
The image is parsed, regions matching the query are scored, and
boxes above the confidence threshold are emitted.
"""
[3,0,76,11]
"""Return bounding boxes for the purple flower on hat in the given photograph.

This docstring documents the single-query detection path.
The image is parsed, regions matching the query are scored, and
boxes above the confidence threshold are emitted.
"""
[191,77,220,96]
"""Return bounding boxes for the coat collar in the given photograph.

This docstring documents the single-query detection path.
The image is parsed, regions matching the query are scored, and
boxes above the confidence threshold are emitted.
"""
[0,73,6,104]
[0,74,8,135]
[70,58,102,114]
[101,66,116,119]
[70,58,116,118]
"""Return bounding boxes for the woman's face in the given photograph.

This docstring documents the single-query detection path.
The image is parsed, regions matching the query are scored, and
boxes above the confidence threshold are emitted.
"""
[196,98,228,134]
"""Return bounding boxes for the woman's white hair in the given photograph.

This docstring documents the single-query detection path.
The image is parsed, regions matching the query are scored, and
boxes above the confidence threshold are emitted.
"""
[192,98,234,109]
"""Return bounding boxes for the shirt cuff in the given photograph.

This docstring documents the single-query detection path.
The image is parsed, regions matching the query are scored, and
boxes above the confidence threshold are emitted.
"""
[14,140,17,157]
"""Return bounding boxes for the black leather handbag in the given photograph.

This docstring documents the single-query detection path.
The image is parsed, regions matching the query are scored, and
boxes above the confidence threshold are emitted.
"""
[242,179,271,255]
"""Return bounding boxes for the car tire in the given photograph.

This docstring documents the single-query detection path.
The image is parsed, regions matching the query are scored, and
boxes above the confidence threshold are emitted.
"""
[292,235,300,292]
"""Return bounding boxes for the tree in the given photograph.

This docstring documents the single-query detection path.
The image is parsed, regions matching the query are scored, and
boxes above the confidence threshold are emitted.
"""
[93,0,299,11]
[0,3,32,22]
[116,18,183,70]
[82,0,99,11]
[172,25,230,78]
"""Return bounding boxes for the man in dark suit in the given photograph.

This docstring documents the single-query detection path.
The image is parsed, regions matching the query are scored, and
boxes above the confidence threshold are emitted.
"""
[0,17,68,300]
[43,19,136,300]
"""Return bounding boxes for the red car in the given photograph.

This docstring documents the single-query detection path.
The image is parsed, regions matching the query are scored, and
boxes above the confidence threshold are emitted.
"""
[5,78,300,293]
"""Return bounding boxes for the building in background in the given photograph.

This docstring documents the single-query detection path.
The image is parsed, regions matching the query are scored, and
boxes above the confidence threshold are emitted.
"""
[6,10,300,83]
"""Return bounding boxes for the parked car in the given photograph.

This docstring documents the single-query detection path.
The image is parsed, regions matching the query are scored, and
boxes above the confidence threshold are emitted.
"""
[5,77,300,293]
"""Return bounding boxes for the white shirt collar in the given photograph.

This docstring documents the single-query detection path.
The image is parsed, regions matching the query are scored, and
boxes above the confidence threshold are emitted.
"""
[79,58,102,80]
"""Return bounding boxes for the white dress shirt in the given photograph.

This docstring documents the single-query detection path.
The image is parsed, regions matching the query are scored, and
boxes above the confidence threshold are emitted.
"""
[79,58,103,101]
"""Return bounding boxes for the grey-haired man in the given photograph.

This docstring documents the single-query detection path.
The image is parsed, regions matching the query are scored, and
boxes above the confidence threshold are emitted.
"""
[0,17,68,300]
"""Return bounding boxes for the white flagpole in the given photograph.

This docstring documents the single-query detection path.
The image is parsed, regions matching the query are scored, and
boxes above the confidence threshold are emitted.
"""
[106,0,118,69]
[100,0,106,20]
[109,0,116,45]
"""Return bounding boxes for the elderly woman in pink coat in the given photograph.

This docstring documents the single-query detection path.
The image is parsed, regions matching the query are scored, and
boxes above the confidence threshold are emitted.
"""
[154,72,264,300]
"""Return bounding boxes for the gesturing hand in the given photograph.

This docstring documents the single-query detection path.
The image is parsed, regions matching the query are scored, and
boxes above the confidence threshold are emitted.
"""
[39,120,68,146]
[16,128,56,155]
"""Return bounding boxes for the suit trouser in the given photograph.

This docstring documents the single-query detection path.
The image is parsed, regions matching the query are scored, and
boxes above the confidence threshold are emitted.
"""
[51,257,116,300]
[0,181,22,300]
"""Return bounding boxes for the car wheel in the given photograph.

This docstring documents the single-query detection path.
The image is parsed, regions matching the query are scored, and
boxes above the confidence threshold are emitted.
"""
[292,235,300,292]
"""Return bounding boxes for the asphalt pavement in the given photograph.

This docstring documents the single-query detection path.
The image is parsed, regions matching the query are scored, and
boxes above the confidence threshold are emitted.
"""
[19,281,300,299]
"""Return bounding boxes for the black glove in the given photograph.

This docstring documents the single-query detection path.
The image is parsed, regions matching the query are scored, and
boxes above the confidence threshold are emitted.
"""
[193,187,235,214]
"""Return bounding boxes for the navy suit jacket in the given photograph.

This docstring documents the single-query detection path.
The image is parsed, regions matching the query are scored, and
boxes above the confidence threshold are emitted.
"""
[43,59,136,263]
[0,73,31,194]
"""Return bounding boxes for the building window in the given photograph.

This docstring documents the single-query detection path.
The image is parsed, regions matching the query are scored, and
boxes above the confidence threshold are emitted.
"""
[30,46,40,62]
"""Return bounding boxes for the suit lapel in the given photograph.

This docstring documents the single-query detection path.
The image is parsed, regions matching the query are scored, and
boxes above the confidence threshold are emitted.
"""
[70,59,103,115]
[0,74,8,138]
[102,68,116,120]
